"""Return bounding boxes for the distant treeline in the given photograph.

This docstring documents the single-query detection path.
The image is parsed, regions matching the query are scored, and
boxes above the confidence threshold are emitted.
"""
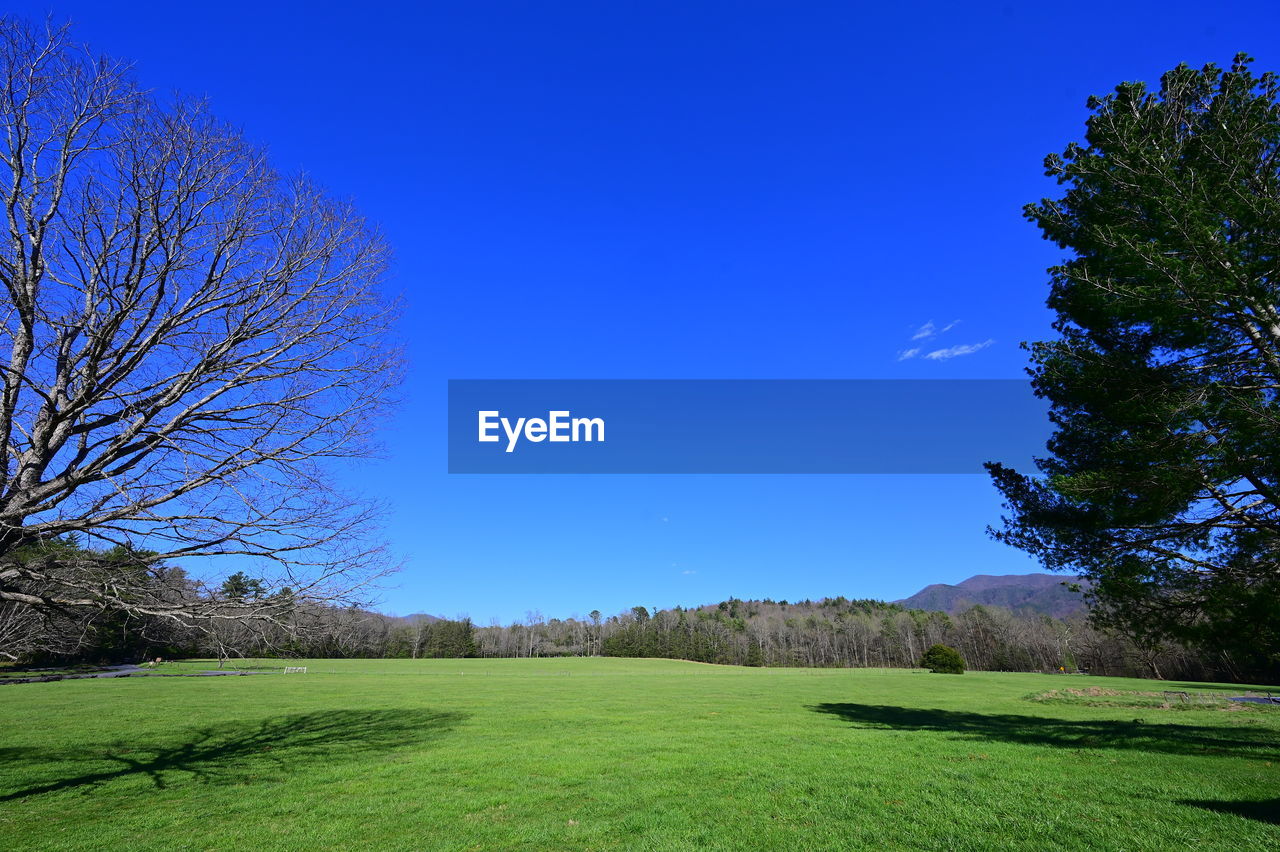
[8,584,1252,682]
[470,598,1240,682]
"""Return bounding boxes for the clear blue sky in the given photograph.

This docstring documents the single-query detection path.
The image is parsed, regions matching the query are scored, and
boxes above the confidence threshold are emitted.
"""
[11,1,1274,622]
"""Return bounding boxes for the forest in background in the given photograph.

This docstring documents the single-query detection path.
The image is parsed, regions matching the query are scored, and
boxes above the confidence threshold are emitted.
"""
[2,548,1244,682]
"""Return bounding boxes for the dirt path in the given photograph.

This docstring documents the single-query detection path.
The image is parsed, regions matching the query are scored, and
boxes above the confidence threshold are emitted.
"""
[0,664,259,685]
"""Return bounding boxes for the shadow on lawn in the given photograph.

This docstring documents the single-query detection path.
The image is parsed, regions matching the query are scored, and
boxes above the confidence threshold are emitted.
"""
[809,703,1279,760]
[0,708,465,801]
[1179,797,1280,825]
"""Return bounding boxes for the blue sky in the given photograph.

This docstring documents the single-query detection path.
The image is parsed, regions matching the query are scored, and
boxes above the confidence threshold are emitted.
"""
[11,1,1275,622]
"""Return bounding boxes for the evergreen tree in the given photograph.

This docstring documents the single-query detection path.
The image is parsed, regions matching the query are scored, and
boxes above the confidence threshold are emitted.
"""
[989,56,1280,678]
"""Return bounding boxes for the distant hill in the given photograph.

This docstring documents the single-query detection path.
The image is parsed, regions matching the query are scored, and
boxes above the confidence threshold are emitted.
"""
[393,613,443,624]
[895,573,1087,617]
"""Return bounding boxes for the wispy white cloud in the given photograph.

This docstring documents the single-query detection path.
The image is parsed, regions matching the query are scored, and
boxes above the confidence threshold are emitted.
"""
[922,339,995,361]
[911,321,936,340]
[899,319,987,363]
[681,569,696,575]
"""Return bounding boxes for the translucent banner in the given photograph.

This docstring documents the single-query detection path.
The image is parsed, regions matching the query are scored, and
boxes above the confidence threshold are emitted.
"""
[447,380,1049,474]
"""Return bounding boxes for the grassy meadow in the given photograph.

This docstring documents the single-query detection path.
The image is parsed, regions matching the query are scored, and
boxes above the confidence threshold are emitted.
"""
[0,658,1276,850]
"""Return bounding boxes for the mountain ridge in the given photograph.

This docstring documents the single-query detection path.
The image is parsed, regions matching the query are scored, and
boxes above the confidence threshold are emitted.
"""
[895,572,1087,617]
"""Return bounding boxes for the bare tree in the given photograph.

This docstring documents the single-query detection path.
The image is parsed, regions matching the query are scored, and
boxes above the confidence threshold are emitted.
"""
[0,597,82,659]
[0,19,400,644]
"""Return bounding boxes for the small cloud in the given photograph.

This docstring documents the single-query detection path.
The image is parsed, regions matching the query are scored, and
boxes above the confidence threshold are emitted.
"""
[941,320,960,333]
[911,321,936,340]
[922,339,995,361]
[897,348,920,361]
[661,516,669,523]
[681,570,696,575]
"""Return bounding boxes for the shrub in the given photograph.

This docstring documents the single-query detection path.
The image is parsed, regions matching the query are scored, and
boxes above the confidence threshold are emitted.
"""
[919,644,965,674]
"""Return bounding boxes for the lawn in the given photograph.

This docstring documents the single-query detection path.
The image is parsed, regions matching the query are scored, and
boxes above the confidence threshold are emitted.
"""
[0,658,1276,850]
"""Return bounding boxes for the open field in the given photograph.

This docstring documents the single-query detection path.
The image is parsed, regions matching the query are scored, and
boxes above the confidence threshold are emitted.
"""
[1,658,1276,850]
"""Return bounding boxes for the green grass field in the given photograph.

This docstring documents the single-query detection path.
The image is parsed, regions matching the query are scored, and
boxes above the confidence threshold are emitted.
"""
[1,658,1276,850]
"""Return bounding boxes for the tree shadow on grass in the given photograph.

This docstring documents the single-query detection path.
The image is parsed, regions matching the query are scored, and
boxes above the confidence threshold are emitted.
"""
[1179,798,1280,825]
[0,708,466,801]
[809,703,1280,760]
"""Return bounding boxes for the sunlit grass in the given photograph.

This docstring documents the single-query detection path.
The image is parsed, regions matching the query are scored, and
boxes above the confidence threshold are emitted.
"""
[1,658,1276,850]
